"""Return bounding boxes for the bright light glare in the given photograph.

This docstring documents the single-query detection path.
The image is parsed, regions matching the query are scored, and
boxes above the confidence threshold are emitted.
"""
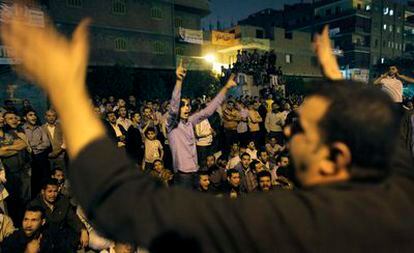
[204,54,216,63]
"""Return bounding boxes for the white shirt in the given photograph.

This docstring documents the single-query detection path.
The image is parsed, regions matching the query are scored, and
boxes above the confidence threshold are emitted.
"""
[227,155,240,169]
[380,76,403,103]
[195,119,213,146]
[46,124,56,139]
[116,117,132,130]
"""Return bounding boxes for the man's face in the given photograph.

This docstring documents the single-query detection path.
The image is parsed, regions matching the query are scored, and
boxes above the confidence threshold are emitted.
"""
[199,175,210,190]
[247,141,255,150]
[206,156,215,168]
[153,161,163,172]
[129,96,136,105]
[107,113,117,124]
[278,157,289,168]
[388,66,398,76]
[132,113,141,124]
[229,173,240,187]
[22,211,44,237]
[119,107,127,118]
[143,108,152,119]
[45,111,57,124]
[4,113,19,129]
[118,99,126,107]
[41,185,59,204]
[25,112,37,125]
[180,99,191,120]
[259,151,269,163]
[106,103,113,111]
[52,170,64,184]
[259,176,272,191]
[227,102,234,110]
[290,96,330,184]
[241,155,251,168]
[269,137,277,146]
[108,96,115,103]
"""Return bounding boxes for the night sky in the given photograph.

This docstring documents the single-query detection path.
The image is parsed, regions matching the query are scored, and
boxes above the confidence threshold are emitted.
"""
[202,0,409,30]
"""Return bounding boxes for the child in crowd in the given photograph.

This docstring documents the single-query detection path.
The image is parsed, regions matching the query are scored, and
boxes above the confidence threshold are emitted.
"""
[143,127,164,171]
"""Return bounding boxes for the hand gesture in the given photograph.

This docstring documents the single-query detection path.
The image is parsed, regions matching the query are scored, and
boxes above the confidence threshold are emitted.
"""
[79,230,89,249]
[176,59,187,82]
[225,74,237,89]
[0,6,90,93]
[313,25,342,80]
[25,234,42,253]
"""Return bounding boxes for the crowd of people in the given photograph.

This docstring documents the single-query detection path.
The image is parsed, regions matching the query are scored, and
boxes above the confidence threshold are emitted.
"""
[1,9,414,252]
[0,81,302,252]
[221,49,284,87]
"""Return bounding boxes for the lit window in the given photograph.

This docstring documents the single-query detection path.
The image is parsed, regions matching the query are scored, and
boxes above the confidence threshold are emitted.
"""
[365,5,371,11]
[397,27,401,33]
[389,25,393,32]
[390,9,394,16]
[383,7,389,15]
[285,54,292,64]
[381,58,385,64]
[383,24,387,30]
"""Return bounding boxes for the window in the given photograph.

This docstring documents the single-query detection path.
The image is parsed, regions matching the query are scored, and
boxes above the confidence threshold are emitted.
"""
[175,17,183,28]
[335,6,341,14]
[381,58,385,64]
[325,8,332,16]
[383,24,387,30]
[388,41,391,48]
[114,38,127,51]
[153,41,166,55]
[66,0,82,8]
[389,25,393,32]
[175,47,184,55]
[285,54,292,64]
[396,27,401,33]
[383,7,389,15]
[357,3,362,10]
[256,29,264,39]
[112,0,126,15]
[375,39,379,48]
[151,6,163,20]
[373,56,377,64]
[365,5,371,11]
[383,40,386,47]
[390,9,394,16]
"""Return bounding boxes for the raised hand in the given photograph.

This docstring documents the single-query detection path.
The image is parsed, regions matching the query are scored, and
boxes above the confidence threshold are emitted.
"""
[225,73,237,89]
[176,59,187,82]
[313,25,342,80]
[0,6,90,94]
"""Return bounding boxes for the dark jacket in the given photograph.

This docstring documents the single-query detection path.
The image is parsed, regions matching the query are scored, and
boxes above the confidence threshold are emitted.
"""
[1,229,54,253]
[28,194,84,234]
[125,125,144,163]
[69,137,414,253]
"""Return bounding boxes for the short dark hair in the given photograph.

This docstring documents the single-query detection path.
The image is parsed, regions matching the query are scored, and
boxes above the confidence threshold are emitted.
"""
[257,170,272,181]
[310,80,400,180]
[105,111,116,118]
[144,127,156,136]
[240,152,251,159]
[41,178,59,190]
[249,160,260,171]
[153,159,163,165]
[226,169,239,178]
[198,170,210,179]
[51,166,63,174]
[25,205,46,219]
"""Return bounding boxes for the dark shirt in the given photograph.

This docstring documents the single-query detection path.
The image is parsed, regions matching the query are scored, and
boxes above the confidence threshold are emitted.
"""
[125,125,144,163]
[1,229,54,253]
[69,137,414,253]
[28,194,84,234]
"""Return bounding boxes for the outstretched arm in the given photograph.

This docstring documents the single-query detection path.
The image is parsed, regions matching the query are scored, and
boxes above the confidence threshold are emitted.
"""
[167,62,186,127]
[313,26,342,80]
[190,74,237,125]
[1,13,105,159]
[398,74,414,84]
